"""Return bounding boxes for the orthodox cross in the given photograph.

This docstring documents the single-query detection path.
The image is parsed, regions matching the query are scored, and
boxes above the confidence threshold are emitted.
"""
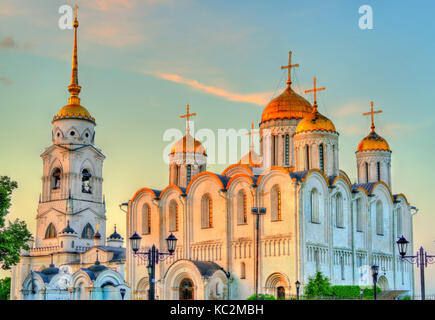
[362,101,382,133]
[245,122,260,151]
[180,104,197,134]
[281,51,299,87]
[305,77,326,109]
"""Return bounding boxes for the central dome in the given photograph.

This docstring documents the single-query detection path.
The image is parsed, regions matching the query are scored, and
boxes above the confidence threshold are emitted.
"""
[53,104,95,123]
[170,133,207,155]
[261,87,313,123]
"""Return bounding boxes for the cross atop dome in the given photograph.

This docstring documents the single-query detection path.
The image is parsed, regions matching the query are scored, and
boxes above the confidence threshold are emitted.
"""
[281,51,299,88]
[362,101,382,133]
[180,104,197,134]
[304,77,325,111]
[245,122,259,152]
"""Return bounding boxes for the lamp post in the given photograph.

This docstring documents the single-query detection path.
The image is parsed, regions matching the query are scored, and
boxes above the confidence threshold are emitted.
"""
[295,280,301,300]
[371,265,379,300]
[396,235,435,300]
[360,287,364,300]
[129,232,178,300]
[251,206,266,300]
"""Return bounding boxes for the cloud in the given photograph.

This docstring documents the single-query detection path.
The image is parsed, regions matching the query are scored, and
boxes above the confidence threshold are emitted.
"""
[0,36,18,49]
[0,77,12,86]
[84,22,144,48]
[147,71,274,106]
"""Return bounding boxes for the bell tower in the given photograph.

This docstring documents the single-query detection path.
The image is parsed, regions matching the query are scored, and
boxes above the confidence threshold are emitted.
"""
[36,6,106,249]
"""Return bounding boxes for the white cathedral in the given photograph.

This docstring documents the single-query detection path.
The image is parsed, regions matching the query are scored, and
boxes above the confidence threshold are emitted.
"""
[11,10,416,300]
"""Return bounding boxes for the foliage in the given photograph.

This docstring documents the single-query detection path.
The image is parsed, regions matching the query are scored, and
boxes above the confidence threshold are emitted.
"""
[247,294,275,300]
[401,295,411,300]
[0,176,32,270]
[330,285,361,299]
[362,286,382,299]
[0,277,10,300]
[304,272,332,298]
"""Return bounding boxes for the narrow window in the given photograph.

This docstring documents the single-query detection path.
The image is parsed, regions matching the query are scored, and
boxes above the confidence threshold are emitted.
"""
[310,189,319,223]
[237,190,247,224]
[340,255,345,280]
[201,194,213,228]
[186,165,192,186]
[356,198,363,232]
[335,193,344,228]
[397,207,402,236]
[305,145,310,170]
[319,144,324,172]
[142,204,151,234]
[52,168,61,190]
[365,162,369,183]
[271,185,281,221]
[81,169,92,194]
[169,200,178,232]
[377,162,381,181]
[81,223,94,239]
[314,250,320,272]
[285,134,290,166]
[240,262,246,279]
[376,200,384,235]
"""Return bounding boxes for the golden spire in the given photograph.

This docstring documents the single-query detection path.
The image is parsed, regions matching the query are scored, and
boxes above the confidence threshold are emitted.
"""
[67,4,81,105]
[180,104,197,134]
[281,51,299,88]
[304,77,326,112]
[362,101,382,133]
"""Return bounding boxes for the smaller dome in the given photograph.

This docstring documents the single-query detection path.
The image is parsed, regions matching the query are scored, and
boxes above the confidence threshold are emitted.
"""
[357,131,391,152]
[170,133,206,155]
[53,104,95,123]
[61,221,76,234]
[238,150,262,167]
[295,106,336,134]
[41,264,59,275]
[108,226,122,240]
[94,231,101,240]
[88,260,107,274]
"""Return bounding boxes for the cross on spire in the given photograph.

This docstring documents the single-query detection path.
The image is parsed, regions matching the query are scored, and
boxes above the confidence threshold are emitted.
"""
[281,51,299,87]
[304,77,326,111]
[180,104,197,134]
[362,101,382,133]
[245,122,260,151]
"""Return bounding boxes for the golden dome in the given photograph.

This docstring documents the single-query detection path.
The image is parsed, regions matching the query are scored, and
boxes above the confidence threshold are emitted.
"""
[295,105,336,134]
[261,87,313,123]
[238,150,261,167]
[53,104,95,122]
[357,131,391,152]
[170,133,207,155]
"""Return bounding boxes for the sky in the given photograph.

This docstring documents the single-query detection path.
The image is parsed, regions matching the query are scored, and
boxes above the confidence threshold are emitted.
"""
[0,0,434,295]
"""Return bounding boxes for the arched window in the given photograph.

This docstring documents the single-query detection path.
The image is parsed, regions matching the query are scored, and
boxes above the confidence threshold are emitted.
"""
[271,185,281,221]
[186,165,192,186]
[310,189,319,223]
[81,223,94,239]
[45,223,57,239]
[51,168,61,190]
[169,200,178,232]
[376,200,384,235]
[142,204,151,234]
[397,207,403,235]
[335,193,344,228]
[365,162,369,183]
[81,169,92,194]
[284,134,290,166]
[319,144,325,172]
[376,162,381,181]
[305,145,310,170]
[237,190,247,224]
[240,262,246,279]
[356,198,363,232]
[201,194,213,228]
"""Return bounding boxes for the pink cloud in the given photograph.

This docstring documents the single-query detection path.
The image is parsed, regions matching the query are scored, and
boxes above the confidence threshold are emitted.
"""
[148,71,274,106]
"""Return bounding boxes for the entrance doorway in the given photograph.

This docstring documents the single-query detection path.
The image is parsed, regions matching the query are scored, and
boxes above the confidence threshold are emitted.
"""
[277,286,286,299]
[179,278,194,300]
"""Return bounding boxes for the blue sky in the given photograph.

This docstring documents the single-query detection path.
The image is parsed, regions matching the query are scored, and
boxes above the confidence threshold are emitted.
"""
[0,0,434,294]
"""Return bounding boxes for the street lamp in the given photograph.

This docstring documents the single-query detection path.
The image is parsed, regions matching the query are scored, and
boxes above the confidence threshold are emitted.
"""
[360,287,364,300]
[371,265,379,300]
[295,280,301,300]
[251,206,266,300]
[119,288,126,300]
[129,232,178,300]
[396,235,435,300]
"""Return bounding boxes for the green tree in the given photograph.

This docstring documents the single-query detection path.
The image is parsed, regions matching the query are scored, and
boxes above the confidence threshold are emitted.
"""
[0,277,11,300]
[0,176,32,270]
[305,272,332,298]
